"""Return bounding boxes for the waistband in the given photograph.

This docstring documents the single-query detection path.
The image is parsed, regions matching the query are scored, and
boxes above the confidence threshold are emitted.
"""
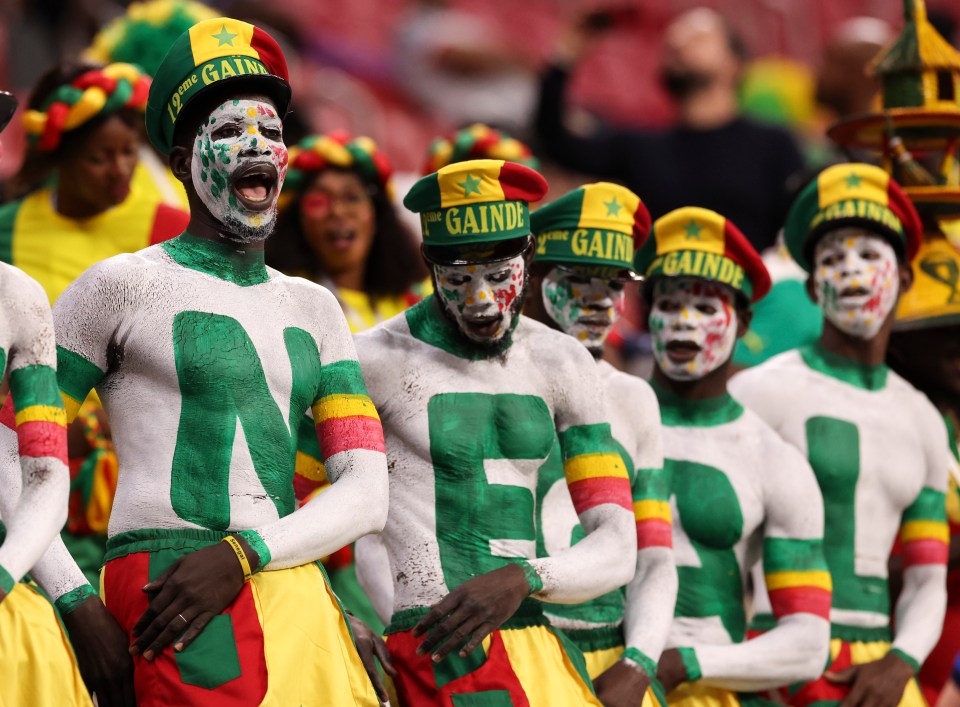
[830,623,892,643]
[104,528,235,563]
[386,598,548,635]
[551,623,624,653]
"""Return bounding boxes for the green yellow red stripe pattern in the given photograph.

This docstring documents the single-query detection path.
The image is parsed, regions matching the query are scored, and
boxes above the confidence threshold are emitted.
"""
[56,346,106,422]
[900,486,949,567]
[312,360,385,460]
[631,466,672,549]
[763,537,832,620]
[3,364,68,464]
[560,423,632,514]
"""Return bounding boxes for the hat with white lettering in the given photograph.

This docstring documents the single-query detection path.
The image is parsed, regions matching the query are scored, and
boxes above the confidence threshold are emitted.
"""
[784,163,922,272]
[634,206,771,302]
[145,16,290,154]
[530,182,650,278]
[404,159,548,249]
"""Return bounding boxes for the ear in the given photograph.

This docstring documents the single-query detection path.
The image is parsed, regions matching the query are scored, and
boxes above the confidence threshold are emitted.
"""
[736,305,753,338]
[897,262,914,295]
[169,145,192,183]
[805,274,819,305]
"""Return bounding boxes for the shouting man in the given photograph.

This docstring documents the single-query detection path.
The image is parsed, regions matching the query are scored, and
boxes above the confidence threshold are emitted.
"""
[730,163,949,707]
[636,207,831,704]
[23,18,388,707]
[354,159,636,705]
[524,182,674,706]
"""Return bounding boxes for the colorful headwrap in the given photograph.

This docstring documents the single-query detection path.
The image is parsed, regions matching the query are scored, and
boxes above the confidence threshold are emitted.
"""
[22,63,151,153]
[284,132,395,202]
[85,0,218,78]
[422,123,539,175]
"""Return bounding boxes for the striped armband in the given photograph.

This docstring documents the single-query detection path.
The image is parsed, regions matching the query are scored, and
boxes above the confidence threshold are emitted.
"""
[293,412,329,504]
[54,584,98,615]
[889,648,921,674]
[560,423,632,515]
[763,537,832,620]
[9,364,67,464]
[0,565,15,594]
[312,360,385,461]
[900,487,949,568]
[57,346,106,423]
[235,529,270,572]
[633,467,673,549]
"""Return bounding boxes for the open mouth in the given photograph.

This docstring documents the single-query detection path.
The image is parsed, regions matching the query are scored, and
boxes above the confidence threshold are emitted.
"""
[462,313,504,337]
[230,162,278,211]
[665,340,701,363]
[840,285,871,298]
[325,227,358,252]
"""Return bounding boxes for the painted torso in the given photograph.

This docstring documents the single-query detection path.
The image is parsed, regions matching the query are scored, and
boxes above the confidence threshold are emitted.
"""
[54,238,348,538]
[730,345,944,632]
[355,298,618,615]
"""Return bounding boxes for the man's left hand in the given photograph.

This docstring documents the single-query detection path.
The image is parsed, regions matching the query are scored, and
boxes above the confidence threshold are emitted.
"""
[347,613,396,705]
[594,659,652,706]
[130,537,260,661]
[413,563,531,662]
[824,652,914,707]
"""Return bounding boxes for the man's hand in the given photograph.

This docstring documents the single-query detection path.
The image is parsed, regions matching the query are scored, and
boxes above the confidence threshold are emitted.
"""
[656,648,690,695]
[62,595,136,707]
[347,613,396,705]
[594,659,652,706]
[413,563,531,662]
[824,652,914,707]
[130,537,259,661]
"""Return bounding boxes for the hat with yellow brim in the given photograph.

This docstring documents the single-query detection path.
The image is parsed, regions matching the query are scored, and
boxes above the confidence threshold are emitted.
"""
[894,235,960,330]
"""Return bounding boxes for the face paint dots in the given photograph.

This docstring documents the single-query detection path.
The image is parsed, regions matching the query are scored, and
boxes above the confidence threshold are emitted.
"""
[190,99,288,244]
[541,267,622,357]
[434,255,526,345]
[650,278,738,381]
[813,228,900,341]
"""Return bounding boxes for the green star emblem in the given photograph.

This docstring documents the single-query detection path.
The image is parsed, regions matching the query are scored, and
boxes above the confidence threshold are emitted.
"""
[458,173,482,197]
[845,172,863,188]
[684,220,703,239]
[212,24,238,47]
[604,197,622,218]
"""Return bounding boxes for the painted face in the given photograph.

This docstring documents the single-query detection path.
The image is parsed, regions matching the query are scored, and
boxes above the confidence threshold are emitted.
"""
[542,266,624,356]
[649,278,738,381]
[191,98,288,242]
[813,228,899,340]
[434,255,525,345]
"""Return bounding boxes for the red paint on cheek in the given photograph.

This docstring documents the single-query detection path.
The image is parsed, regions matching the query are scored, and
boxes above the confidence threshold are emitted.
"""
[495,285,518,311]
[301,192,331,218]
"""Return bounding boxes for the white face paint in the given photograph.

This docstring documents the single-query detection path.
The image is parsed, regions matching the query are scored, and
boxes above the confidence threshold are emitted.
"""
[434,255,525,344]
[649,278,738,381]
[541,266,624,356]
[813,228,900,340]
[190,99,288,243]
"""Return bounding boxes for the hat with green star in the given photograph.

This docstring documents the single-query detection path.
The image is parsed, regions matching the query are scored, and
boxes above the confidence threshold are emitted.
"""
[634,206,771,302]
[784,163,922,272]
[145,16,290,154]
[529,182,650,277]
[404,159,548,248]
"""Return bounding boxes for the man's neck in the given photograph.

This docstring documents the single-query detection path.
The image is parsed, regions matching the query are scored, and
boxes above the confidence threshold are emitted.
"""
[652,362,730,400]
[54,186,106,220]
[818,320,891,367]
[329,266,365,292]
[678,86,739,130]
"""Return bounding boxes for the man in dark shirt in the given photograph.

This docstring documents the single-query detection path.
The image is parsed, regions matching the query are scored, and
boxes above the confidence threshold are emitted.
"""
[535,7,804,252]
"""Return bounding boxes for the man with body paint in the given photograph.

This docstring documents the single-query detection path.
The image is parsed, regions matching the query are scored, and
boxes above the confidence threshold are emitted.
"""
[633,206,832,706]
[16,18,388,707]
[352,159,637,706]
[730,163,949,707]
[524,182,674,707]
[0,90,92,707]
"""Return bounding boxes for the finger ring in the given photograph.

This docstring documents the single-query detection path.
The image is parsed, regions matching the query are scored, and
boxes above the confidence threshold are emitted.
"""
[178,613,188,625]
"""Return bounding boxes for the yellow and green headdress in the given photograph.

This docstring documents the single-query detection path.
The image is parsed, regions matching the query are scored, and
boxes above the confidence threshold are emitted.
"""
[530,182,650,277]
[422,123,538,175]
[284,132,395,203]
[23,63,151,152]
[404,159,548,249]
[145,17,291,154]
[635,206,772,302]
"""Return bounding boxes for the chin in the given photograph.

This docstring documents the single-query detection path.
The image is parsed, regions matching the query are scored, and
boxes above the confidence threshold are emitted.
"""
[222,208,278,244]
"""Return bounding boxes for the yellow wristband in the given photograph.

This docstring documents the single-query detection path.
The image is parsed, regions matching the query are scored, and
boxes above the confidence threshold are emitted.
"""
[222,535,253,582]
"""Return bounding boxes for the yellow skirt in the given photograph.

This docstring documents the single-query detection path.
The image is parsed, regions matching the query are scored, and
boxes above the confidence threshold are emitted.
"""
[0,583,92,707]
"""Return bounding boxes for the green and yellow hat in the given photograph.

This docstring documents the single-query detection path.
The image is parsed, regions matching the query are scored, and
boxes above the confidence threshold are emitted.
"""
[530,182,650,277]
[634,206,772,302]
[145,16,291,154]
[895,236,960,330]
[403,159,548,248]
[784,163,923,272]
[422,123,539,175]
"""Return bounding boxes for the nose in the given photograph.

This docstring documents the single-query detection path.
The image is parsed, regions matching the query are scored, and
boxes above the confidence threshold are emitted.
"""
[674,305,696,328]
[840,251,864,277]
